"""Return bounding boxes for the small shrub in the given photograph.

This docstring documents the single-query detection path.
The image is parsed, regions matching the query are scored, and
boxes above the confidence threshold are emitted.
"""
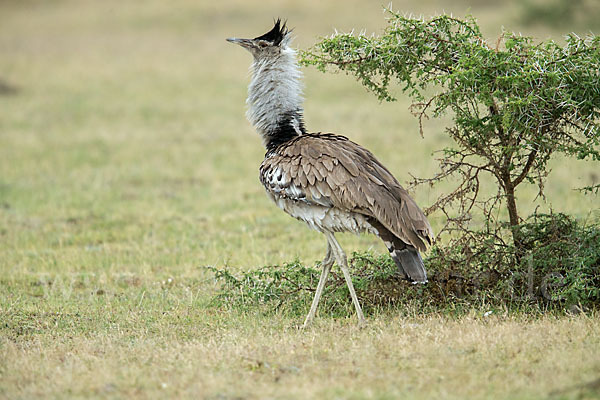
[209,213,599,317]
[424,212,600,310]
[207,253,417,317]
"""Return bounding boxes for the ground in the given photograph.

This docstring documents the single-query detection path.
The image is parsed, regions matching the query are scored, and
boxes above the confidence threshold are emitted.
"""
[0,0,599,398]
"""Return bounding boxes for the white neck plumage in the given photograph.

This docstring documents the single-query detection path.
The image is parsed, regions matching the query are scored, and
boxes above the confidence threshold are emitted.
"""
[246,47,305,150]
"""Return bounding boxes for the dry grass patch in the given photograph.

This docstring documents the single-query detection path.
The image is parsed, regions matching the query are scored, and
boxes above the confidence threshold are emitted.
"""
[1,314,599,399]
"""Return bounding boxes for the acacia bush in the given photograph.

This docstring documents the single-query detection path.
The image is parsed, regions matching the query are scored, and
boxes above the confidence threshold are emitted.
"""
[300,11,600,247]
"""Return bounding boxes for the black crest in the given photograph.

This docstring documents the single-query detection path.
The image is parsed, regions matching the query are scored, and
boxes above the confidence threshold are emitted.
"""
[254,18,288,46]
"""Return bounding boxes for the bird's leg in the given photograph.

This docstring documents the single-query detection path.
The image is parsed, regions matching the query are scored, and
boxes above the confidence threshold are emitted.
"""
[321,241,334,267]
[326,233,366,326]
[303,241,334,328]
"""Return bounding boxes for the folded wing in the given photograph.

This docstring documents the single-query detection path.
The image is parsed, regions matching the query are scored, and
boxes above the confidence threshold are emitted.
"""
[260,133,434,252]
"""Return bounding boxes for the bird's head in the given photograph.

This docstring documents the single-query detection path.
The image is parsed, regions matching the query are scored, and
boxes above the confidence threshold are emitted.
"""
[227,19,292,60]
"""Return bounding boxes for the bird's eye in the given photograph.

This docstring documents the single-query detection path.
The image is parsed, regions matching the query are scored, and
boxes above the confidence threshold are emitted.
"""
[258,41,268,48]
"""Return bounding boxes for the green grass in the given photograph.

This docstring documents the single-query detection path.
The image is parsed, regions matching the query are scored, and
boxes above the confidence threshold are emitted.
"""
[1,0,599,398]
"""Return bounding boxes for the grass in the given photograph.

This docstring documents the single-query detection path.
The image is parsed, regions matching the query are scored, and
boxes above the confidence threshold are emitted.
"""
[0,0,599,398]
[3,309,600,399]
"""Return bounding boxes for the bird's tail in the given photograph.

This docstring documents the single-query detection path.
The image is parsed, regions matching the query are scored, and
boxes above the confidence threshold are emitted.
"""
[390,245,427,283]
[370,219,428,283]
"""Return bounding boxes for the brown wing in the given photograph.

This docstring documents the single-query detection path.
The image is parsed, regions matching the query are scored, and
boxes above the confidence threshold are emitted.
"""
[260,133,434,251]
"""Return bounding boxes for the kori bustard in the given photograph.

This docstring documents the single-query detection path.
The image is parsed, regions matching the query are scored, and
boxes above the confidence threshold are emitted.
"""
[227,20,434,327]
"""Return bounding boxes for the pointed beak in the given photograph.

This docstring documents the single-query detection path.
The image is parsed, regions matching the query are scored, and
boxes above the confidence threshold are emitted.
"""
[226,38,253,48]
